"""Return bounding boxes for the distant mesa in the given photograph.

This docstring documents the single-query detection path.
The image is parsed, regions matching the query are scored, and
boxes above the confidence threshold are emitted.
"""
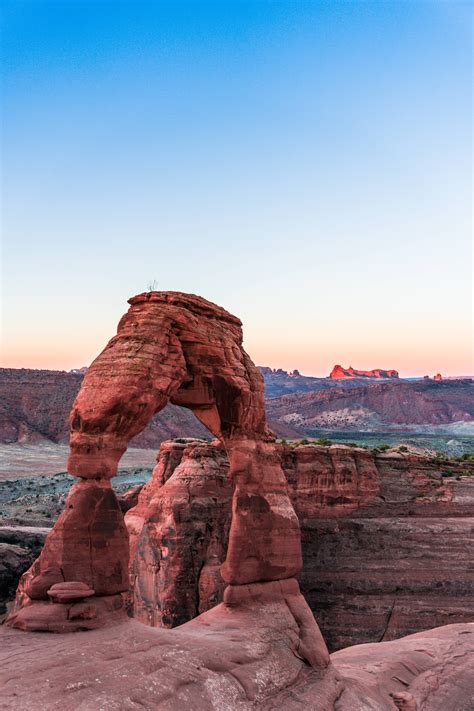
[259,367,300,377]
[330,365,399,380]
[69,366,88,374]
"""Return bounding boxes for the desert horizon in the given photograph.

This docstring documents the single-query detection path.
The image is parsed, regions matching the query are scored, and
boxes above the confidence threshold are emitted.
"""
[1,1,472,709]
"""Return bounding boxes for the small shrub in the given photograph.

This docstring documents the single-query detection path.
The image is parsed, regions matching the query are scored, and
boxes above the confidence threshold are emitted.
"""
[299,438,310,445]
[315,437,332,447]
[461,453,474,461]
[398,445,408,453]
[378,444,390,452]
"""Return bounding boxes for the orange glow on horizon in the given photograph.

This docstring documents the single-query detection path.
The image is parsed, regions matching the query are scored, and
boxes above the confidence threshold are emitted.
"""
[2,339,472,379]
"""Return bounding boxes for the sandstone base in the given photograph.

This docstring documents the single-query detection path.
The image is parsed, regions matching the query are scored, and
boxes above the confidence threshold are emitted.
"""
[6,594,126,632]
[1,617,473,710]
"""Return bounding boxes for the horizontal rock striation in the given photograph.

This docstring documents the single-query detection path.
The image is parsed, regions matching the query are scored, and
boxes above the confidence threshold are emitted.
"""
[126,441,474,650]
[5,290,473,707]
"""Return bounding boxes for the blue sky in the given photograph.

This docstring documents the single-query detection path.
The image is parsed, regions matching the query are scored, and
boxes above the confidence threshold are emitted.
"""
[1,0,472,375]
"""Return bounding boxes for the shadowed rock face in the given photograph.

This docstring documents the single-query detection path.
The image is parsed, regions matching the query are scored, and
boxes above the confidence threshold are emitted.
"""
[126,440,474,651]
[7,292,321,667]
[126,439,232,628]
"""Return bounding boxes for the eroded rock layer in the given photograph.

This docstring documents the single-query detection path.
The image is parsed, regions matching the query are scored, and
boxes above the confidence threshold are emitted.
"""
[8,292,318,662]
[125,440,474,650]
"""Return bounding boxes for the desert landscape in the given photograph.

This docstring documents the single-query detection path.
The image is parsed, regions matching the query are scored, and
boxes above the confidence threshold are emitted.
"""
[2,1,471,708]
[1,291,473,710]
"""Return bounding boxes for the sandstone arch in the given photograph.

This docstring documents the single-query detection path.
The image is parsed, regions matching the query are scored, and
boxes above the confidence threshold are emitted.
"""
[7,292,326,669]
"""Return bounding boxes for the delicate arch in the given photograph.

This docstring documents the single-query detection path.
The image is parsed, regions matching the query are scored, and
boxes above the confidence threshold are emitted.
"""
[8,292,303,630]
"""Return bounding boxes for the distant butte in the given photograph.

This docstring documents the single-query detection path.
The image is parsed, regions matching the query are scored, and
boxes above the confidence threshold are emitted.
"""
[330,364,399,379]
[1,292,474,709]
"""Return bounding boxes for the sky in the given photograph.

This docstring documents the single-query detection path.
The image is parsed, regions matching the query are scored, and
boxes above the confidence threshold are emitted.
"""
[1,0,472,377]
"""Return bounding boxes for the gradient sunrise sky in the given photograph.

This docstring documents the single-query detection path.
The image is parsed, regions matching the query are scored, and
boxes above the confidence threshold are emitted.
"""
[1,0,472,377]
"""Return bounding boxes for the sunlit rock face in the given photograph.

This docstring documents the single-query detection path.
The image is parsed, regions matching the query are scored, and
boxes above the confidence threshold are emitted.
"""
[8,292,320,667]
[330,364,399,379]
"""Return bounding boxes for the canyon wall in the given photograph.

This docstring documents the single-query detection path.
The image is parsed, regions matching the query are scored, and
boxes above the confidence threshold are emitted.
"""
[267,379,474,431]
[126,441,474,650]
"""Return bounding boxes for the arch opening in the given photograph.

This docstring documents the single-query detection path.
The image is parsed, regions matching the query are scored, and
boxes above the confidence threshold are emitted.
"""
[7,292,304,633]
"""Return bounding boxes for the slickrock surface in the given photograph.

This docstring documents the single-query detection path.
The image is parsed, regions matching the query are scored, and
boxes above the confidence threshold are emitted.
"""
[125,440,474,650]
[0,620,473,709]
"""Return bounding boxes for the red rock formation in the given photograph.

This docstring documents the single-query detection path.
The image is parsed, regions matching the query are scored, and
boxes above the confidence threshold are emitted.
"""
[9,479,130,631]
[8,292,324,667]
[126,440,474,652]
[434,373,442,381]
[3,292,474,706]
[127,439,232,627]
[330,364,399,379]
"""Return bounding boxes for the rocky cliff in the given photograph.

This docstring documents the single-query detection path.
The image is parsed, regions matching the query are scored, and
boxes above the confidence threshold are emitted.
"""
[126,440,474,650]
[0,527,49,618]
[267,379,474,431]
